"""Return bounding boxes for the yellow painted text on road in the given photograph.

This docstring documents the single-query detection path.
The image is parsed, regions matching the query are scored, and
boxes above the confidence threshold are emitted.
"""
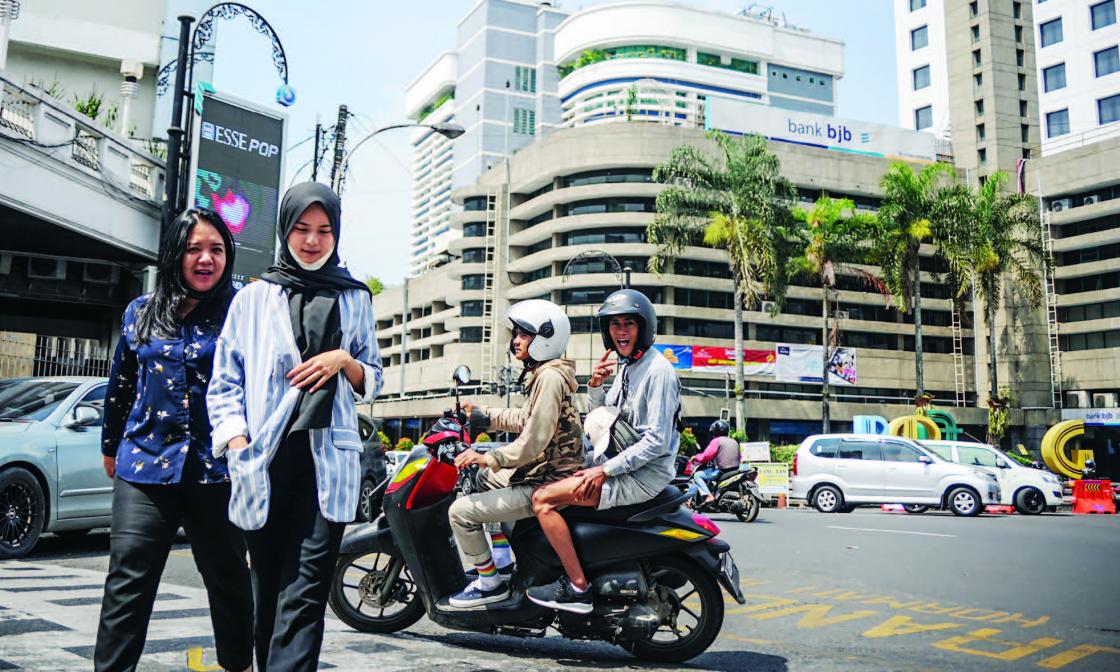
[861,615,961,639]
[1038,644,1120,669]
[932,628,1063,662]
[749,603,879,628]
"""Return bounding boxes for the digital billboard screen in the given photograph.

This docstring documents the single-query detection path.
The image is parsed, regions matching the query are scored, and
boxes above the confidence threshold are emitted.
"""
[190,94,285,290]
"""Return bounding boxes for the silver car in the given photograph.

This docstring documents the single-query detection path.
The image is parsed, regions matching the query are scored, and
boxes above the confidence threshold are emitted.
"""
[0,376,112,558]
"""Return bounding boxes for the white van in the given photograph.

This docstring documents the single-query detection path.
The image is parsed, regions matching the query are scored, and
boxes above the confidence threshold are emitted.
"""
[920,440,1063,514]
[789,434,1001,516]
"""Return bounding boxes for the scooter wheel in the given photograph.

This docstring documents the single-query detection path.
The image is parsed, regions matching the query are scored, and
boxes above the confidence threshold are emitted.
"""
[737,494,760,523]
[626,555,724,663]
[328,552,425,633]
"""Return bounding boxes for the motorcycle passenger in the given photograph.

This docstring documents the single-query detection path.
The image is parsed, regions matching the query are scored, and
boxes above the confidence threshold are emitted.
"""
[688,420,741,504]
[448,300,585,608]
[527,289,680,614]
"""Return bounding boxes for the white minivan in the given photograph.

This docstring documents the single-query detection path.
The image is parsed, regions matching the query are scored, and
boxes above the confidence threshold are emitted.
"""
[790,434,1001,516]
[920,440,1064,515]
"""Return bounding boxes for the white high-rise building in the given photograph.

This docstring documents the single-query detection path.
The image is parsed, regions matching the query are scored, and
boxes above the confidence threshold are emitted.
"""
[893,0,1120,154]
[405,0,845,276]
[1034,0,1120,153]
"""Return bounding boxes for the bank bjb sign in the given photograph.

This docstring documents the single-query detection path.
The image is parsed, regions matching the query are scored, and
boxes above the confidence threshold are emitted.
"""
[189,92,287,289]
[706,97,939,163]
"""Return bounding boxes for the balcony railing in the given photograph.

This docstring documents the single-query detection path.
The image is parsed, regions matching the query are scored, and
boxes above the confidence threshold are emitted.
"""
[0,72,165,202]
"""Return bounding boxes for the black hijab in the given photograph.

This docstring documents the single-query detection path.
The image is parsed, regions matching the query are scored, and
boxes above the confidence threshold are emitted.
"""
[260,182,369,432]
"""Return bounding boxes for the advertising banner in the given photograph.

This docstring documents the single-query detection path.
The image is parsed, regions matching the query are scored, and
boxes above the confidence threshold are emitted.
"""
[740,441,771,463]
[190,91,286,289]
[775,343,857,386]
[705,97,939,163]
[1060,408,1120,426]
[651,344,693,370]
[691,346,776,377]
[755,463,789,497]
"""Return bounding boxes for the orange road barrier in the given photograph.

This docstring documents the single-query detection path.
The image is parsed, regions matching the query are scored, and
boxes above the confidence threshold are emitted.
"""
[985,505,1016,515]
[1071,480,1116,515]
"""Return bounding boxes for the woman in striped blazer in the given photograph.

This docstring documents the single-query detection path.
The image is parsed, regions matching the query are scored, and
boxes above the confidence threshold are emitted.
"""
[207,181,382,671]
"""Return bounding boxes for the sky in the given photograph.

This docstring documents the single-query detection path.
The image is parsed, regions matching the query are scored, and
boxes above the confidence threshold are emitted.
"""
[193,0,899,287]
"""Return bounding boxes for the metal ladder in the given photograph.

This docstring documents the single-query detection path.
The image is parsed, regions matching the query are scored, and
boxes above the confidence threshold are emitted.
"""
[1041,211,1063,408]
[951,301,967,407]
[479,191,498,386]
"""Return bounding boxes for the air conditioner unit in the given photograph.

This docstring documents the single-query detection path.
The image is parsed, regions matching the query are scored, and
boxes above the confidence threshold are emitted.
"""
[1050,198,1072,212]
[835,310,850,320]
[26,257,67,280]
[1066,391,1091,408]
[1093,393,1118,409]
[761,300,777,313]
[82,262,119,285]
[1082,195,1101,206]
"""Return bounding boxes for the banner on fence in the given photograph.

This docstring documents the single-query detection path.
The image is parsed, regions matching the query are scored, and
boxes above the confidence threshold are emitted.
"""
[775,343,857,386]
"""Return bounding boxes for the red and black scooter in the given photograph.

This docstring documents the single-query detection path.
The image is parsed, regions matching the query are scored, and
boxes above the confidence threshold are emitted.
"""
[328,365,745,663]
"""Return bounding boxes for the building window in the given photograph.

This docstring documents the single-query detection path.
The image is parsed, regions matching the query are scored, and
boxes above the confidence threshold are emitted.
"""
[461,274,485,290]
[1040,18,1063,47]
[978,147,987,163]
[1020,99,1028,117]
[913,65,931,90]
[1014,1,1022,19]
[974,73,983,88]
[1043,63,1066,91]
[460,327,483,343]
[970,1,979,17]
[973,49,982,67]
[461,248,487,264]
[971,25,981,43]
[1015,24,1024,43]
[1095,46,1120,77]
[1046,108,1070,137]
[1017,49,1025,66]
[911,25,929,50]
[976,99,985,116]
[1018,73,1026,91]
[1092,0,1117,30]
[915,105,933,130]
[911,0,926,10]
[977,123,986,141]
[1021,124,1030,142]
[513,107,536,135]
[515,65,537,93]
[460,300,484,317]
[1100,94,1120,124]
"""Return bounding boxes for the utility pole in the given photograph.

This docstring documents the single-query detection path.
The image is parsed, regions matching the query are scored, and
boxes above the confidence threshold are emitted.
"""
[311,116,322,182]
[329,104,348,193]
[162,15,195,242]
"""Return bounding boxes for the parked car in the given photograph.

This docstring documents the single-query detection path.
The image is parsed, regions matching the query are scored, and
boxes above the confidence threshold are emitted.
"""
[354,413,387,523]
[0,376,111,558]
[789,434,1001,517]
[920,440,1063,515]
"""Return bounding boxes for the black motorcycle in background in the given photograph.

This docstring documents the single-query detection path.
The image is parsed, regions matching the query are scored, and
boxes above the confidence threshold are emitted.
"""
[673,463,764,523]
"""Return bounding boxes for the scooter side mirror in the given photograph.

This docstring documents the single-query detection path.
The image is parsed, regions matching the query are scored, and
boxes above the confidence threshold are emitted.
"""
[452,365,472,386]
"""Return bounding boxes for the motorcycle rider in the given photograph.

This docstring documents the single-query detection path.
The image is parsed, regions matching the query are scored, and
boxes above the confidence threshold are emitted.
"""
[688,419,741,504]
[527,289,680,614]
[448,299,585,608]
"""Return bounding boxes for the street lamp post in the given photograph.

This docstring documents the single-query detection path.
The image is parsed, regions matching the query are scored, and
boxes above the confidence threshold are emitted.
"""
[334,121,464,195]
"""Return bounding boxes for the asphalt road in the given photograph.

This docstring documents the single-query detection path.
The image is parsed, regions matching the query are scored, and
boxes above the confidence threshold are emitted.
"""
[2,506,1118,671]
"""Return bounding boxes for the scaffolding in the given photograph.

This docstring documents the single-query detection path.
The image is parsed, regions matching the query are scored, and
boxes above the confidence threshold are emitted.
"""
[1041,211,1063,408]
[479,191,499,387]
[951,301,967,407]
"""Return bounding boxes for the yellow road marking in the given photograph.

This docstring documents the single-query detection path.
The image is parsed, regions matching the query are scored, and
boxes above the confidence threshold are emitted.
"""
[186,647,222,671]
[932,628,1062,662]
[861,615,961,639]
[749,603,879,628]
[722,633,775,645]
[1038,644,1120,669]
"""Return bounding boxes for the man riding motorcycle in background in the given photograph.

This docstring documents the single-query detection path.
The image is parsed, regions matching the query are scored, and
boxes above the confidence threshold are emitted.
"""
[688,419,741,504]
[448,299,585,608]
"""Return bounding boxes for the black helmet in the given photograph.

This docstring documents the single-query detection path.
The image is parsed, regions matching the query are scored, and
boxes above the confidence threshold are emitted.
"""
[709,419,730,438]
[595,289,657,355]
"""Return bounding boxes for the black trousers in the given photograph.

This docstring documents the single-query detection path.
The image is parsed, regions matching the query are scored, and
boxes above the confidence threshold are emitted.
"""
[244,431,344,672]
[94,478,254,672]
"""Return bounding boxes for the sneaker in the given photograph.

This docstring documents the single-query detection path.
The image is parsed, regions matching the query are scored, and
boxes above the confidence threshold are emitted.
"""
[465,563,514,579]
[448,579,510,608]
[526,575,593,614]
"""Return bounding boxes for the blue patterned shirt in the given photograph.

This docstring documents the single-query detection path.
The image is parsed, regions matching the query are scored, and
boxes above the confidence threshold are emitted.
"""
[101,294,232,484]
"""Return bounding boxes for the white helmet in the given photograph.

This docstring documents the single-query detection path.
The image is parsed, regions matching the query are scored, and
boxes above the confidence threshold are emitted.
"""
[507,299,570,363]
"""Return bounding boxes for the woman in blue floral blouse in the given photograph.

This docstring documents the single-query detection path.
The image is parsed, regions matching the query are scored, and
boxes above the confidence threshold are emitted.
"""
[94,209,253,672]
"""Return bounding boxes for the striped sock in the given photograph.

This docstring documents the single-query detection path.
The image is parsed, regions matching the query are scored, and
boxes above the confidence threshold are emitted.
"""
[473,558,499,589]
[490,532,512,567]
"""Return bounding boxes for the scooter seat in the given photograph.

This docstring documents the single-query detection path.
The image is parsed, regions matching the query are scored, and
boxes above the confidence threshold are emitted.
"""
[561,486,686,524]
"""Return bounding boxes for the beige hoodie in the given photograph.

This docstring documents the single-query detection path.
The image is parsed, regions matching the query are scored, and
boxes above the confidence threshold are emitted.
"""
[482,358,586,485]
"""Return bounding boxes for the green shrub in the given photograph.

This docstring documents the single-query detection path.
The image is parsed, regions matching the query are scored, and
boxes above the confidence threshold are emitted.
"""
[395,437,414,452]
[679,427,698,456]
[475,432,492,443]
[377,431,391,452]
[730,429,748,442]
[769,444,798,465]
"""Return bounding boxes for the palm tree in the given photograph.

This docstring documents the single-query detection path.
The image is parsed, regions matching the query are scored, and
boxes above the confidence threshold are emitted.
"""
[958,171,1049,400]
[648,131,796,432]
[874,161,958,396]
[792,197,879,432]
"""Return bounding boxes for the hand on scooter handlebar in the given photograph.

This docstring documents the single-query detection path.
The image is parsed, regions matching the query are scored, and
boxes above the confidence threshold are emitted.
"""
[454,448,489,470]
[459,402,492,433]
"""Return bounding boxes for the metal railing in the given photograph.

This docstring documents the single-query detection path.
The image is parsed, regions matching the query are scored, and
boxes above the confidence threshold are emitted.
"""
[0,72,165,202]
[0,333,111,379]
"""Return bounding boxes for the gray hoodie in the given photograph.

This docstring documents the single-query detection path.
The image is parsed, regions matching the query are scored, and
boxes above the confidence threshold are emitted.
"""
[587,347,681,486]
